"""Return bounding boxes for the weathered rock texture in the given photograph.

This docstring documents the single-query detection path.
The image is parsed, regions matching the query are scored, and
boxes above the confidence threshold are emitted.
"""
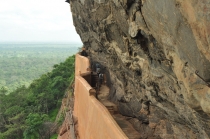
[70,0,210,138]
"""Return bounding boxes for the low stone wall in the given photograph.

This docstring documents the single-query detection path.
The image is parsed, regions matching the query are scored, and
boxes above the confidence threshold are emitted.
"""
[74,76,127,139]
[59,54,128,138]
[73,54,127,139]
[75,54,90,76]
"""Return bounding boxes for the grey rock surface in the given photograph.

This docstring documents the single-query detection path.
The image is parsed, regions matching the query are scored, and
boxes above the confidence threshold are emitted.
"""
[70,0,210,138]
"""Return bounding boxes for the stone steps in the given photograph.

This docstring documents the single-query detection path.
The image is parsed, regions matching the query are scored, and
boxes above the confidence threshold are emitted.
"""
[98,85,141,139]
[113,114,141,139]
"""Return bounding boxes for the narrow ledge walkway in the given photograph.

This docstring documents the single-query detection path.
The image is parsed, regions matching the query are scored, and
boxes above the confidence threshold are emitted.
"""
[59,54,142,139]
[98,85,141,139]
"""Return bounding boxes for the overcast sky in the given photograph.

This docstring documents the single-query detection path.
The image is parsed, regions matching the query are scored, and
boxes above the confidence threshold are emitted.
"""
[0,0,82,43]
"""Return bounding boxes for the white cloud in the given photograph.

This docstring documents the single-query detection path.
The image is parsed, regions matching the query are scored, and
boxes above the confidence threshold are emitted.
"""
[0,0,81,43]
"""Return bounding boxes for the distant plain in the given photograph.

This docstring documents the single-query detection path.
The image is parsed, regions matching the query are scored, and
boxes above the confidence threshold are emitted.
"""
[0,43,81,92]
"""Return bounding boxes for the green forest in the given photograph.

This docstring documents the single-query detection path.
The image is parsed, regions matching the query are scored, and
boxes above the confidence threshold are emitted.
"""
[0,55,75,139]
[0,43,80,93]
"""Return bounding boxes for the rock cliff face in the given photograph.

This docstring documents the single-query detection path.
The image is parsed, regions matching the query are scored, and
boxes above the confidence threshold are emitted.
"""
[70,0,210,138]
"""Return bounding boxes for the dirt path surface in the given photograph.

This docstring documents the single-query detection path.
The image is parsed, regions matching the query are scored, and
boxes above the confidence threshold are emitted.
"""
[98,85,141,139]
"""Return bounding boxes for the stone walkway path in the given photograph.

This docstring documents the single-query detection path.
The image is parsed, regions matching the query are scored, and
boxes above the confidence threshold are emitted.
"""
[98,85,141,139]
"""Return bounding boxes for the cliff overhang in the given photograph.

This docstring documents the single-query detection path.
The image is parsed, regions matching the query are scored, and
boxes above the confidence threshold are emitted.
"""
[69,0,210,138]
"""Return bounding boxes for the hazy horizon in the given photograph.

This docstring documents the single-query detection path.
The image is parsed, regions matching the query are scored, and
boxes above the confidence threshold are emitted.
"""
[0,43,83,49]
[0,41,83,44]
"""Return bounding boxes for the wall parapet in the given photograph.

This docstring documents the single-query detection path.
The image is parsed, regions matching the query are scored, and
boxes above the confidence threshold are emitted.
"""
[75,54,90,76]
[74,54,128,139]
